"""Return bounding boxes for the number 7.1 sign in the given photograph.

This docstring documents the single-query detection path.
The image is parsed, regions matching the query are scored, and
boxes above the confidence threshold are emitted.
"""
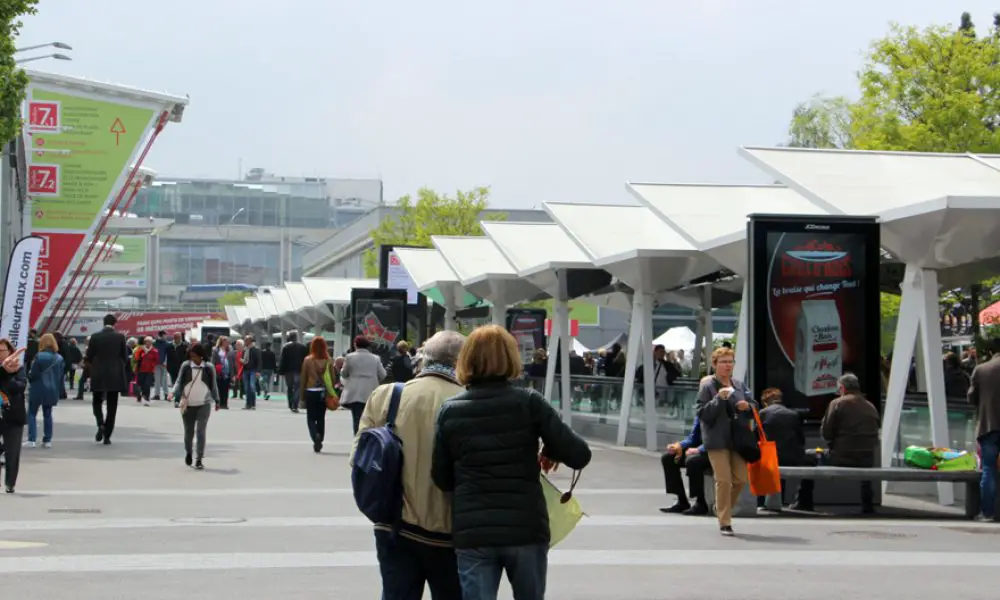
[28,164,60,197]
[27,100,61,132]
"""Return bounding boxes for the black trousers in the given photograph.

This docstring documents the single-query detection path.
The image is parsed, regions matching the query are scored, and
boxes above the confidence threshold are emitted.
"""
[304,389,326,444]
[661,451,711,504]
[793,452,874,510]
[92,391,119,440]
[374,530,461,600]
[216,377,230,409]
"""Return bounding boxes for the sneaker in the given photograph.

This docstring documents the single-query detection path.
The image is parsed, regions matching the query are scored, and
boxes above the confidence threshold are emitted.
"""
[185,453,193,467]
[757,506,781,515]
[4,486,12,494]
[143,400,151,406]
[42,442,52,449]
[195,459,204,470]
[152,396,160,401]
[720,526,735,537]
[103,438,112,445]
[174,402,180,408]
[24,441,36,449]
[659,503,691,514]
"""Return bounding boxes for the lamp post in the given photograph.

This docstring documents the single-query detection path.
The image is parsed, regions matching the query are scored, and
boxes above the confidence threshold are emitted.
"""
[15,53,72,65]
[16,42,73,52]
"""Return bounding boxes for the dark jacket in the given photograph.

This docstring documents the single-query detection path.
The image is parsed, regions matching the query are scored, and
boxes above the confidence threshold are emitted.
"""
[27,350,65,407]
[278,341,308,376]
[391,353,414,383]
[968,356,1000,439]
[759,403,806,466]
[820,394,880,467]
[944,365,970,399]
[25,335,39,371]
[85,326,130,393]
[166,342,189,377]
[432,382,592,549]
[0,367,27,427]
[242,346,262,372]
[261,348,277,371]
[153,338,171,365]
[65,343,83,367]
[696,376,755,451]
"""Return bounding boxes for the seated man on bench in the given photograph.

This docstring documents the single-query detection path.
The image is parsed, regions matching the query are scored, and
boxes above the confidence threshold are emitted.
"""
[660,415,711,515]
[756,387,807,512]
[792,373,880,514]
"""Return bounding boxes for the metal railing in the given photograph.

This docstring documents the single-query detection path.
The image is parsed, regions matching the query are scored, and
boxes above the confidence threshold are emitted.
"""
[78,301,222,313]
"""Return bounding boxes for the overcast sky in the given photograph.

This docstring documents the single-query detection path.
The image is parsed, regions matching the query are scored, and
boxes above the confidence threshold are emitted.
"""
[17,1,996,208]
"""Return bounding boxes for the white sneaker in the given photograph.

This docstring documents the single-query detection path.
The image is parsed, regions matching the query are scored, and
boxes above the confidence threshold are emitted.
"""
[42,442,52,449]
[143,400,151,406]
[24,441,36,448]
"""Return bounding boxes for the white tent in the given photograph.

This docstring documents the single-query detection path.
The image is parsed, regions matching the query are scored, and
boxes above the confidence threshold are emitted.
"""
[572,338,590,355]
[653,326,697,352]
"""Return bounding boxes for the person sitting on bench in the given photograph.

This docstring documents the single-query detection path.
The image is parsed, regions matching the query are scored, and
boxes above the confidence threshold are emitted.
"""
[756,387,807,512]
[792,373,880,514]
[659,415,711,515]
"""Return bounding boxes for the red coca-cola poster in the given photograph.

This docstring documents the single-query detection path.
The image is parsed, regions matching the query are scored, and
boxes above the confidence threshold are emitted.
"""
[749,216,880,420]
[31,232,86,328]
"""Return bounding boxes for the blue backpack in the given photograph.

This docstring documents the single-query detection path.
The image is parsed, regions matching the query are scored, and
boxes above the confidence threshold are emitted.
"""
[352,382,405,530]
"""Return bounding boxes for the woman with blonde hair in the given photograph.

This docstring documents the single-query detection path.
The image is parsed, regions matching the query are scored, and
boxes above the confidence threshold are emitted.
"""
[300,337,338,453]
[432,324,592,600]
[696,346,756,536]
[26,333,65,449]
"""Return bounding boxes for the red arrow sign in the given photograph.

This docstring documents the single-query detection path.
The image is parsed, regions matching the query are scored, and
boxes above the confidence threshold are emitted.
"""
[110,118,126,146]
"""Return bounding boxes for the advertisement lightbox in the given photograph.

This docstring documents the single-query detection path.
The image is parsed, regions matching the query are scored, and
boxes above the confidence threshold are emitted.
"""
[350,288,408,369]
[747,215,880,420]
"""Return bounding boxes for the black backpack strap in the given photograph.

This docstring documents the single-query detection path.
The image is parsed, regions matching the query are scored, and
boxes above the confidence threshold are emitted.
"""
[386,382,404,429]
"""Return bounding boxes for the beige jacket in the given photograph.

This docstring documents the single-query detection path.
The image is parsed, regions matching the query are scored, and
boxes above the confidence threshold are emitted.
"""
[351,370,463,546]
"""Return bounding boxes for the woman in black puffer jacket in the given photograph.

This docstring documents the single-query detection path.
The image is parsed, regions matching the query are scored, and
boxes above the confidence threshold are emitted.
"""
[432,325,592,600]
[0,338,28,493]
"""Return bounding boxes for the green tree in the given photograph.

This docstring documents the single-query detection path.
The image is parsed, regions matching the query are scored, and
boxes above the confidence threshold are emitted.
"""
[786,94,854,149]
[217,290,252,309]
[363,186,505,277]
[0,0,38,144]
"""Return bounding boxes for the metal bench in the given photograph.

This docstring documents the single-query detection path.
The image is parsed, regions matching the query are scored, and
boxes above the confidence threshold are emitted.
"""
[779,466,985,519]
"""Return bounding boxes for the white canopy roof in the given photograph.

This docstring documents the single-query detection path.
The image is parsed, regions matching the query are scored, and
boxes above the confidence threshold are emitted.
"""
[432,236,540,303]
[543,202,716,293]
[628,183,826,277]
[285,282,314,313]
[233,305,251,329]
[741,147,1000,285]
[302,277,378,307]
[224,305,241,330]
[267,288,295,316]
[392,247,460,292]
[481,221,593,292]
[255,292,279,323]
[244,298,266,323]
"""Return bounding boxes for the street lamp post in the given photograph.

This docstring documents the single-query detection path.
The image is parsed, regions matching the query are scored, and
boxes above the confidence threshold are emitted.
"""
[15,42,73,52]
[15,53,72,65]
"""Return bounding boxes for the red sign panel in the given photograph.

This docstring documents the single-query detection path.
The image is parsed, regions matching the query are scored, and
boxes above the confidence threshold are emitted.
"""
[27,101,60,132]
[30,232,86,328]
[28,164,60,197]
[109,312,224,338]
[544,319,580,338]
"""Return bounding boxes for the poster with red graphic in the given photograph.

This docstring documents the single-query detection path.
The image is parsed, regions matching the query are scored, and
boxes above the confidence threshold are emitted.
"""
[350,288,407,371]
[30,232,86,328]
[748,216,880,420]
[507,308,547,364]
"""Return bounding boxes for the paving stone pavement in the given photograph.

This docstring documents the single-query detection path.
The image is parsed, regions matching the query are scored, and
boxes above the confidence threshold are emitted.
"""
[0,395,997,599]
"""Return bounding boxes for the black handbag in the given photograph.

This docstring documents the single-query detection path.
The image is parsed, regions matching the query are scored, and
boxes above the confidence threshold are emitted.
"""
[729,404,761,463]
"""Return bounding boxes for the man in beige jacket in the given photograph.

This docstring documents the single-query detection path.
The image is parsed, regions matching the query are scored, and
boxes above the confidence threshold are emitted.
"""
[352,330,465,600]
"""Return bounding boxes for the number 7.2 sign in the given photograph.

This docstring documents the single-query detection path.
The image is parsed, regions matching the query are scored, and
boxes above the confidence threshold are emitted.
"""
[27,101,61,132]
[28,164,60,197]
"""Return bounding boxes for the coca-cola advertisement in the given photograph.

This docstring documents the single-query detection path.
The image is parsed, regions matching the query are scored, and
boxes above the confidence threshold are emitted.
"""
[748,216,880,420]
[350,288,407,368]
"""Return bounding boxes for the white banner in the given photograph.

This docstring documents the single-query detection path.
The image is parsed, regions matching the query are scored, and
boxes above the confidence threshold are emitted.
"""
[1,236,44,350]
[386,250,418,305]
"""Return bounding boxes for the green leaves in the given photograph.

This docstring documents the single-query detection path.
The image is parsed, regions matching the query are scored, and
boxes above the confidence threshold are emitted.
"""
[0,0,39,144]
[786,94,854,149]
[363,187,504,277]
[217,291,252,309]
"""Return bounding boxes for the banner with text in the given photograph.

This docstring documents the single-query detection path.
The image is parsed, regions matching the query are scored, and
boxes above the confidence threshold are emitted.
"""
[67,312,222,339]
[0,236,44,350]
[24,76,165,327]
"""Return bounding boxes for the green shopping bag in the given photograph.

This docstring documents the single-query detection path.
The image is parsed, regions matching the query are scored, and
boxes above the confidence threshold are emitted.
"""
[904,446,937,469]
[932,449,978,471]
[541,471,584,548]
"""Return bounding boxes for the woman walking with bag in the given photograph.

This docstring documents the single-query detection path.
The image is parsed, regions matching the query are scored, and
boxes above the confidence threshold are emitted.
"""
[300,337,338,454]
[173,345,220,470]
[696,346,756,537]
[0,339,27,492]
[26,334,65,449]
[212,337,232,410]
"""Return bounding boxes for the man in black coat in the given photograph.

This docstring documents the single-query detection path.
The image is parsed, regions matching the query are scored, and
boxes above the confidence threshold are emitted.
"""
[85,314,130,445]
[757,387,807,511]
[278,332,308,413]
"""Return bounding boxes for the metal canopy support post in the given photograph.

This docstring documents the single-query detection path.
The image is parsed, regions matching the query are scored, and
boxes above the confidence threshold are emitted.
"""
[444,285,460,332]
[638,291,657,451]
[555,270,573,426]
[616,294,643,446]
[544,308,559,401]
[881,265,954,505]
[489,283,506,326]
[734,280,749,383]
[692,316,704,377]
[702,286,713,366]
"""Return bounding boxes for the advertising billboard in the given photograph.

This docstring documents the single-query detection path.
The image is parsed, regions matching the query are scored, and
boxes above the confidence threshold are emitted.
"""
[506,308,547,364]
[350,288,407,369]
[748,215,880,420]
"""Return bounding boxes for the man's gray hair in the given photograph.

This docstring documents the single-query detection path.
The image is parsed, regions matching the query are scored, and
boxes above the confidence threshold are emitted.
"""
[838,373,862,394]
[421,331,466,368]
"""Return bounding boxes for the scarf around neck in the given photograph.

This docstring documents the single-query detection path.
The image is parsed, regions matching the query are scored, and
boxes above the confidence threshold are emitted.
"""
[418,362,457,383]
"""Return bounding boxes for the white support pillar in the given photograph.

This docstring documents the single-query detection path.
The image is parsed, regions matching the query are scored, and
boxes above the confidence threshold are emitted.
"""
[332,304,343,355]
[555,271,573,426]
[543,312,560,401]
[881,265,953,505]
[702,286,713,367]
[734,281,749,383]
[444,285,459,332]
[692,316,704,378]
[914,340,928,393]
[490,283,506,327]
[638,291,657,451]
[616,293,645,446]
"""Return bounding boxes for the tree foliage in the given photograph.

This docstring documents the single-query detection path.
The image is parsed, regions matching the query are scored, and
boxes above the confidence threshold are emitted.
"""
[786,94,854,149]
[217,291,252,309]
[364,187,505,277]
[0,0,38,144]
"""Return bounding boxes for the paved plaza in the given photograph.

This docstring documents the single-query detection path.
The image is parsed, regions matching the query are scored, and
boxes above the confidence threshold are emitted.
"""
[0,395,997,599]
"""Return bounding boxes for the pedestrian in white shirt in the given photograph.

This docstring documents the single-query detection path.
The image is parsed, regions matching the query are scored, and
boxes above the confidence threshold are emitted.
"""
[172,345,220,470]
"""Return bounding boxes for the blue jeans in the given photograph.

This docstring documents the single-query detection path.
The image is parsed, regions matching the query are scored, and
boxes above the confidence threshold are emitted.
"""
[375,530,461,600]
[980,430,1000,519]
[455,543,547,600]
[242,370,257,408]
[28,403,53,443]
[284,373,301,411]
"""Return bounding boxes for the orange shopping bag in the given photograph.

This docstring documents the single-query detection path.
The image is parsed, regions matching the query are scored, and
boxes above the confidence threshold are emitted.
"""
[747,407,781,497]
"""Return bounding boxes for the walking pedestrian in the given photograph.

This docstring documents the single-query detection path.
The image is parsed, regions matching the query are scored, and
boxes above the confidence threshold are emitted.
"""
[173,345,220,470]
[212,337,232,410]
[152,330,171,401]
[86,314,130,445]
[340,336,385,434]
[135,337,159,406]
[0,339,27,493]
[299,337,338,453]
[26,334,65,449]
[278,332,308,413]
[241,336,261,410]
